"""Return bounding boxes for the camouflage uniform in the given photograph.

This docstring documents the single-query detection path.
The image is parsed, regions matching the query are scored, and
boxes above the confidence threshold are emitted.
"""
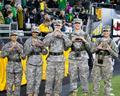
[69,18,91,96]
[43,20,72,96]
[91,26,118,96]
[24,26,45,96]
[1,32,23,96]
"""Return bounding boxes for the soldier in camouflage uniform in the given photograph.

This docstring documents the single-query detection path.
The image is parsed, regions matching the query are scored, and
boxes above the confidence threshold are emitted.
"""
[0,31,24,96]
[69,18,91,96]
[43,20,72,96]
[91,25,118,96]
[24,26,47,96]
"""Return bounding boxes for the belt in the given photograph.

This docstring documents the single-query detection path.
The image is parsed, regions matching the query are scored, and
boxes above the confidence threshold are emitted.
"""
[49,52,63,56]
[30,52,40,55]
[8,58,21,62]
[96,50,110,56]
[96,53,110,56]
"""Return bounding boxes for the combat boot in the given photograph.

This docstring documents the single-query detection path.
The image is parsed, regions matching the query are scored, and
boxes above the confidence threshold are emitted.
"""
[54,93,60,96]
[92,92,99,96]
[34,93,38,96]
[110,94,115,96]
[46,93,51,96]
[69,89,78,96]
[28,94,33,96]
[82,92,89,96]
[105,93,115,96]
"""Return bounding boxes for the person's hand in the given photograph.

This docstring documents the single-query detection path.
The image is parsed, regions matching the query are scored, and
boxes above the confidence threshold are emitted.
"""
[9,43,16,51]
[9,46,14,51]
[72,36,81,42]
[35,41,44,47]
[54,31,63,38]
[32,39,37,46]
[105,44,111,51]
[97,43,103,50]
[79,36,87,43]
[72,36,77,42]
[15,44,21,51]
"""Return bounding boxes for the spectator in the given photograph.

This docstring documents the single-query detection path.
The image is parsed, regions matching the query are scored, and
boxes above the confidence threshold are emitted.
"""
[15,0,22,6]
[57,0,67,11]
[46,0,58,8]
[0,11,4,24]
[65,7,74,22]
[11,1,17,21]
[0,1,3,11]
[4,0,13,5]
[64,22,73,33]
[24,8,31,31]
[26,0,39,11]
[59,10,66,20]
[21,0,27,8]
[68,0,75,6]
[29,7,38,25]
[17,4,24,30]
[4,4,17,22]
[39,0,47,12]
[0,2,4,24]
[39,18,53,37]
[40,12,49,24]
[24,7,30,23]
[5,10,13,24]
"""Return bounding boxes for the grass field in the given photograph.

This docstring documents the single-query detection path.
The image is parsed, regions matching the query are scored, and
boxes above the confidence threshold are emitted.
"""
[78,75,120,96]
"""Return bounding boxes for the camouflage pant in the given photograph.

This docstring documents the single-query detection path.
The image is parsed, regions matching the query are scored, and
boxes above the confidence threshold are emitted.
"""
[69,59,89,93]
[6,72,22,96]
[45,61,64,95]
[91,58,113,96]
[26,64,42,95]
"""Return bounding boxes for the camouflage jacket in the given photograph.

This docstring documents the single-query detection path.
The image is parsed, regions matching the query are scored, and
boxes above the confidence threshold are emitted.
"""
[43,32,72,62]
[1,41,23,73]
[92,37,118,59]
[69,30,91,60]
[24,37,44,66]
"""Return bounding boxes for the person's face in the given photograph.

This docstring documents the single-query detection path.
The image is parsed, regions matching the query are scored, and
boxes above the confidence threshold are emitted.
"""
[44,21,51,26]
[54,24,62,30]
[74,22,81,30]
[32,8,36,14]
[8,12,13,18]
[67,22,72,27]
[32,32,39,38]
[10,35,17,42]
[44,14,49,19]
[103,30,110,37]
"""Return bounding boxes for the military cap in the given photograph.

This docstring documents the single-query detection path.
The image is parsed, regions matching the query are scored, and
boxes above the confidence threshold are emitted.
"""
[10,30,18,36]
[103,25,111,32]
[31,26,39,33]
[73,18,83,25]
[54,19,62,26]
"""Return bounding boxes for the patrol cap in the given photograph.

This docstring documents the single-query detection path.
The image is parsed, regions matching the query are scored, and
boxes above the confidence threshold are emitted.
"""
[102,25,111,32]
[73,18,83,25]
[54,19,62,26]
[10,30,18,36]
[31,26,39,33]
